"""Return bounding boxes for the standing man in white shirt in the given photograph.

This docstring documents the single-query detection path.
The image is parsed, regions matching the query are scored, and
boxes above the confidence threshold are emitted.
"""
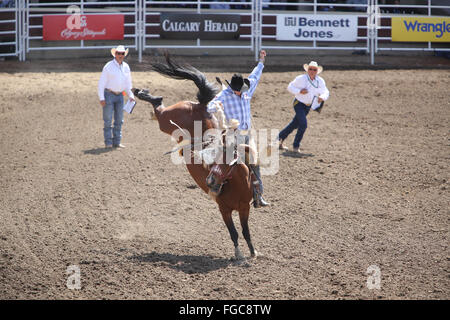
[98,45,135,149]
[278,61,330,152]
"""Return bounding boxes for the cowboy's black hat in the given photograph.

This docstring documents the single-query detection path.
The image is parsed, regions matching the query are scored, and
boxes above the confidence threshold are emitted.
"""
[225,74,250,93]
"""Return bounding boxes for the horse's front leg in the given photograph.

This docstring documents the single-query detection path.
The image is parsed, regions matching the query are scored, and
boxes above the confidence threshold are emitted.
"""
[219,205,244,260]
[238,205,257,258]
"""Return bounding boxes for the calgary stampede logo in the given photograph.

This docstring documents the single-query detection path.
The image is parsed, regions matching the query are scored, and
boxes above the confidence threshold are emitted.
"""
[62,5,106,39]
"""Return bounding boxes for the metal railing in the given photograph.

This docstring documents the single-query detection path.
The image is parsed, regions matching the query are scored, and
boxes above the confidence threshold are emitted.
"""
[1,0,449,64]
[0,2,24,60]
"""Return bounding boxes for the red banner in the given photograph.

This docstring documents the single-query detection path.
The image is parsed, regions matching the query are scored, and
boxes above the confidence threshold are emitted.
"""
[43,14,124,41]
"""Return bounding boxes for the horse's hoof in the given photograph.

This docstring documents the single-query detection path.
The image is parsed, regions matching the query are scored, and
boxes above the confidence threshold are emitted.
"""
[234,247,245,261]
[234,253,245,261]
[137,91,163,107]
[149,96,163,107]
[134,88,156,101]
[251,250,263,259]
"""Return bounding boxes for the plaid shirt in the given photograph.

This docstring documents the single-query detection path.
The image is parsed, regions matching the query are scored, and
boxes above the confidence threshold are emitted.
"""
[207,62,264,130]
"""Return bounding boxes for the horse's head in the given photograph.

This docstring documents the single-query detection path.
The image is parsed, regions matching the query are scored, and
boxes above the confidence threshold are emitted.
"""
[206,164,225,196]
[206,162,237,197]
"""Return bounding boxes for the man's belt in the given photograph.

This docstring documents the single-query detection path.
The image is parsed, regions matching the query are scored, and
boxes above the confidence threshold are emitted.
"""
[106,88,122,95]
[293,99,311,108]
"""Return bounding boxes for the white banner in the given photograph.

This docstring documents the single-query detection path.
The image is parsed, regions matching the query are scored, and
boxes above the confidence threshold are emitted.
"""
[276,14,358,42]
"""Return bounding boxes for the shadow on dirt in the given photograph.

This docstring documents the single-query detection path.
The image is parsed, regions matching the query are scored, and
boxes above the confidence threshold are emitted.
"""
[128,251,235,274]
[83,147,115,155]
[280,151,314,159]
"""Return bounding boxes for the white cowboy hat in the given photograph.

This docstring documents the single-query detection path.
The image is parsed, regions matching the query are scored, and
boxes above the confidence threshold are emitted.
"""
[110,45,129,57]
[303,61,323,74]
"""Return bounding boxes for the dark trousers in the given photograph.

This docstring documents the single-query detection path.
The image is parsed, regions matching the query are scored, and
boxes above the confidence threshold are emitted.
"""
[278,100,310,149]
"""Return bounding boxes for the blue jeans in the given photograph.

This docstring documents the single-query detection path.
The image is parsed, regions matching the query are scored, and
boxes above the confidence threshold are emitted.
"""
[278,100,310,149]
[103,90,124,146]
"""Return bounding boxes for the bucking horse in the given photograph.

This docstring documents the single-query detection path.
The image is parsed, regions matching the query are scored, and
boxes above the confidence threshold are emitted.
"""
[134,53,261,260]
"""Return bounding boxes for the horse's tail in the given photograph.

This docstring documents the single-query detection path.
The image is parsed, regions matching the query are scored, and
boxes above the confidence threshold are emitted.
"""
[151,51,219,105]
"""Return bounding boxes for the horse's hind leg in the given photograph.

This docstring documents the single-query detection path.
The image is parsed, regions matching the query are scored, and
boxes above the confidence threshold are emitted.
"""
[238,206,257,257]
[133,88,163,107]
[220,206,244,260]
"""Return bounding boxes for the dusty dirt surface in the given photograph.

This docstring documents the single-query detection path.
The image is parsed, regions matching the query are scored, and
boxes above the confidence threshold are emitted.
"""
[0,56,449,299]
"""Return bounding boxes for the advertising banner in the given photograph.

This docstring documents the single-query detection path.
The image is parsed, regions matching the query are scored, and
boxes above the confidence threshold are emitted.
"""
[391,17,450,42]
[276,14,358,42]
[160,13,240,40]
[43,14,124,41]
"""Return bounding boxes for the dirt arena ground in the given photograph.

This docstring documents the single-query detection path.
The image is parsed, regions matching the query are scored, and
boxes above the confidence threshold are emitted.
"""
[0,56,449,300]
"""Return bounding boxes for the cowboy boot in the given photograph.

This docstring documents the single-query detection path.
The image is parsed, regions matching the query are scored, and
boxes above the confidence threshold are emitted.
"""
[255,193,270,208]
[133,88,163,107]
[252,183,262,208]
[252,182,270,208]
[249,165,270,208]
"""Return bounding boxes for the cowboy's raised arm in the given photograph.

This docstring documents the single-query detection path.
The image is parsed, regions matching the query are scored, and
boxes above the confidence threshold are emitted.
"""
[246,51,266,96]
[247,61,264,97]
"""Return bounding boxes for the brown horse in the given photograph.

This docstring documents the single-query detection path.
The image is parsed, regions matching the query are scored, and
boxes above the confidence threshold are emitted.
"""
[134,53,257,260]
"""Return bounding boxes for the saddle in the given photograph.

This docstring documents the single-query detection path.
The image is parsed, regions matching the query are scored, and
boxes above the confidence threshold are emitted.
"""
[170,125,259,197]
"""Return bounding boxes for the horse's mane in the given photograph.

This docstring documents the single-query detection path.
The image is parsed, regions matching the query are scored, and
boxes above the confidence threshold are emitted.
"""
[151,52,219,105]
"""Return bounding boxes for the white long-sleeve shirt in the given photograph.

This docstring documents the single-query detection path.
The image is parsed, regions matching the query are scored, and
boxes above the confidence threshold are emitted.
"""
[287,74,329,106]
[98,59,134,101]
